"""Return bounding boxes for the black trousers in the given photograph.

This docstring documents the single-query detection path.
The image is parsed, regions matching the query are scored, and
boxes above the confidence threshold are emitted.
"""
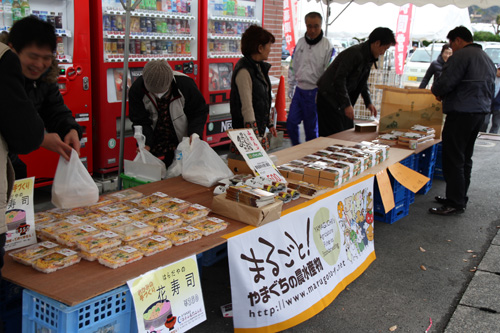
[0,232,6,280]
[317,93,354,137]
[442,112,486,209]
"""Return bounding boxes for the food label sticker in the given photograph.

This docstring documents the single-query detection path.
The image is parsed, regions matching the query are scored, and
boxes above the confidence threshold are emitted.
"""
[153,192,169,197]
[147,207,163,213]
[120,246,138,253]
[150,235,167,242]
[170,198,186,203]
[132,221,148,228]
[103,231,119,238]
[57,249,77,256]
[166,213,180,219]
[81,225,98,232]
[207,217,224,223]
[40,241,58,248]
[184,226,199,232]
[190,204,206,210]
[66,219,82,225]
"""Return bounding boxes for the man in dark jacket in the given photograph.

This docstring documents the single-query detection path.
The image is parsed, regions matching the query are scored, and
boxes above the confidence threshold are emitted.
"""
[7,16,82,178]
[129,60,208,167]
[0,42,45,280]
[419,44,452,89]
[316,27,395,136]
[430,26,496,215]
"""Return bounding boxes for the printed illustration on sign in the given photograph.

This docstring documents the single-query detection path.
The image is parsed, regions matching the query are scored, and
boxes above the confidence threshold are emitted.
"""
[143,298,176,331]
[312,208,341,266]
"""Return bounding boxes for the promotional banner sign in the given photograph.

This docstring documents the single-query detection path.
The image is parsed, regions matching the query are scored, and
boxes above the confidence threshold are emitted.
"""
[5,177,36,251]
[228,176,376,332]
[283,0,296,55]
[395,4,414,75]
[227,129,286,183]
[127,255,206,333]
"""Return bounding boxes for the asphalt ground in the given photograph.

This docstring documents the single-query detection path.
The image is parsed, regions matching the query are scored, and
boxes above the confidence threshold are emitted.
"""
[191,135,500,333]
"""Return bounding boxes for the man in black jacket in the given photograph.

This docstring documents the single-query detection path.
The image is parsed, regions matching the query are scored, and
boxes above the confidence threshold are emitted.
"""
[6,16,82,178]
[317,27,395,136]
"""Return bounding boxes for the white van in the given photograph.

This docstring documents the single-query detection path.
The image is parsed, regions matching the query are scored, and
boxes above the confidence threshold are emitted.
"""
[401,44,444,88]
[483,43,500,65]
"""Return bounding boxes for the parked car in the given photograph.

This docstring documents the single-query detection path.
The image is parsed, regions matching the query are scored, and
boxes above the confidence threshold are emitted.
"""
[282,38,291,61]
[483,44,500,66]
[401,44,444,88]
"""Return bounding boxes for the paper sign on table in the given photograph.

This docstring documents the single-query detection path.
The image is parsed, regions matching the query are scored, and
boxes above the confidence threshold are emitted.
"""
[376,170,395,213]
[227,129,286,183]
[5,177,36,251]
[388,162,430,193]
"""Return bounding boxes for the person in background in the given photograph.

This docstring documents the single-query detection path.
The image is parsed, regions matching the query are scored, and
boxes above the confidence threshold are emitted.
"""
[230,25,277,152]
[129,60,208,167]
[0,41,45,280]
[316,27,396,136]
[419,44,452,89]
[430,26,496,216]
[7,16,83,179]
[480,64,500,134]
[286,12,333,146]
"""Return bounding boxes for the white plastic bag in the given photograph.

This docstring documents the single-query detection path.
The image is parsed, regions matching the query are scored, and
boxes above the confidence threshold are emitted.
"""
[165,136,191,179]
[182,134,233,187]
[133,125,167,180]
[133,147,167,180]
[51,149,99,209]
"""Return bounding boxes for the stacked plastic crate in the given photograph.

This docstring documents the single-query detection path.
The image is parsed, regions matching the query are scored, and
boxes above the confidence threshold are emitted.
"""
[417,145,439,194]
[373,155,414,224]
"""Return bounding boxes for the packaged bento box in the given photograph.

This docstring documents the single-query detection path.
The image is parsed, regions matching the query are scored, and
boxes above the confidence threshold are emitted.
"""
[157,198,190,213]
[87,196,117,211]
[34,212,55,225]
[93,202,134,215]
[75,231,122,254]
[64,210,102,223]
[45,207,87,219]
[106,189,144,202]
[128,207,164,222]
[91,216,129,230]
[191,217,229,236]
[146,213,183,233]
[129,235,172,256]
[129,192,170,208]
[39,219,86,240]
[162,227,202,246]
[178,204,210,223]
[32,248,81,273]
[113,221,154,241]
[9,241,60,266]
[55,224,101,247]
[98,246,143,269]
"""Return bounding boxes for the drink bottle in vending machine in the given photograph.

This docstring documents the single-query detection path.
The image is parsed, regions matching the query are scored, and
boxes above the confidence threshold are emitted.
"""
[90,0,199,174]
[14,0,93,187]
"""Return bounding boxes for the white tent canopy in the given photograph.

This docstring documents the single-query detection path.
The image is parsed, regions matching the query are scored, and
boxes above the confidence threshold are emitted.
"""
[295,1,472,41]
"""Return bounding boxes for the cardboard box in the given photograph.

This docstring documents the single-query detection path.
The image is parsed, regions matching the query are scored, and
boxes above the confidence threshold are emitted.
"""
[212,193,283,227]
[319,178,338,188]
[287,171,304,181]
[304,166,322,178]
[303,174,319,185]
[376,85,444,138]
[355,123,377,132]
[228,158,254,175]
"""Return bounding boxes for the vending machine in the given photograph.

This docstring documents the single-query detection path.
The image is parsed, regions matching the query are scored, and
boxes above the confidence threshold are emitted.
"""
[90,0,199,174]
[199,0,263,147]
[1,1,93,187]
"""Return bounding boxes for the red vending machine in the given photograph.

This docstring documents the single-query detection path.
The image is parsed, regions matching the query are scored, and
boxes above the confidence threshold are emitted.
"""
[199,0,263,147]
[90,0,200,174]
[13,1,93,187]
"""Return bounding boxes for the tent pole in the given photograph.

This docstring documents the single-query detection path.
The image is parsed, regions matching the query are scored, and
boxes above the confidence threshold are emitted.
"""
[117,0,142,190]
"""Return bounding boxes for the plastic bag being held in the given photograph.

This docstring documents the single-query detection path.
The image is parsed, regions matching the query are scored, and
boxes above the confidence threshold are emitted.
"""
[165,136,191,179]
[181,134,233,187]
[52,149,99,209]
[133,126,167,180]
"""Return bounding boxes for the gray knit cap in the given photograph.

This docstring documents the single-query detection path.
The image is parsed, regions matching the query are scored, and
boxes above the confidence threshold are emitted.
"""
[143,60,173,93]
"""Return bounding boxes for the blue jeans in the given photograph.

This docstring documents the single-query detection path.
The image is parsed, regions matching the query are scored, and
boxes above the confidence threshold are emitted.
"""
[286,87,318,146]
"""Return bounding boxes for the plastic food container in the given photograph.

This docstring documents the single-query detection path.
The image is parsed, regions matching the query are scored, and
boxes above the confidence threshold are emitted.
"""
[98,246,143,269]
[191,217,229,236]
[106,189,144,202]
[162,227,202,246]
[178,204,210,223]
[157,198,190,213]
[92,216,133,231]
[128,207,164,222]
[130,235,172,256]
[129,192,170,208]
[45,207,87,219]
[9,241,60,266]
[55,225,101,247]
[86,196,117,211]
[64,211,102,223]
[75,231,122,254]
[94,202,134,215]
[32,248,81,273]
[39,219,86,241]
[146,213,183,232]
[113,221,154,241]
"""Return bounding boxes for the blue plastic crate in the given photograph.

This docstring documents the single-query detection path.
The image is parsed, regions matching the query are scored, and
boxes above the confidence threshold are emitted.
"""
[374,196,410,224]
[22,285,136,333]
[200,243,228,267]
[418,180,434,195]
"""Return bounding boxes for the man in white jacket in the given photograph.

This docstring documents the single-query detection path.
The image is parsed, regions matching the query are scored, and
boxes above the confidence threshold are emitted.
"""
[287,12,334,146]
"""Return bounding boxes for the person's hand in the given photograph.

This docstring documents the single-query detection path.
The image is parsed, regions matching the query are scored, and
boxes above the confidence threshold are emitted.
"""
[41,133,74,161]
[344,105,355,120]
[269,126,278,137]
[64,129,81,155]
[367,104,378,118]
[288,87,295,100]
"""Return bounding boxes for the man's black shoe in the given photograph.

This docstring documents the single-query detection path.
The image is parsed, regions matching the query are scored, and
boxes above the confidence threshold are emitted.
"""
[435,196,448,205]
[429,206,465,216]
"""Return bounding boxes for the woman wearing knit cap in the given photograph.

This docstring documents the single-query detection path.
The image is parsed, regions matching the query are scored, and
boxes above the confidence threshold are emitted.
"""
[230,25,278,153]
[129,60,208,167]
